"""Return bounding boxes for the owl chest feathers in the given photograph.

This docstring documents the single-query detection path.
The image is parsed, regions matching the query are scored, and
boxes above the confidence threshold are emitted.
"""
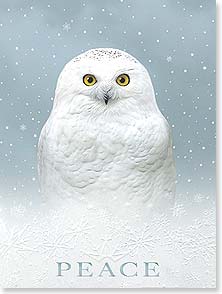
[43,112,171,192]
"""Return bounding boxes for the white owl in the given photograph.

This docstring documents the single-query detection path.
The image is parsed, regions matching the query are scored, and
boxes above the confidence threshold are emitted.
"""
[38,48,176,211]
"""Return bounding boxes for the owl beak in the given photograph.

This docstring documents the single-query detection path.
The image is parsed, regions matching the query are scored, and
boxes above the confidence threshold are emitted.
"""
[104,93,111,105]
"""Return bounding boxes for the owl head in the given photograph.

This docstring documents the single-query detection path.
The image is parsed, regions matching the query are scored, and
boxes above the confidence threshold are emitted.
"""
[53,48,160,118]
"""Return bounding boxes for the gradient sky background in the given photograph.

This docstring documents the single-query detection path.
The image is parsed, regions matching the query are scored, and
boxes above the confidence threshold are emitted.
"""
[0,0,216,201]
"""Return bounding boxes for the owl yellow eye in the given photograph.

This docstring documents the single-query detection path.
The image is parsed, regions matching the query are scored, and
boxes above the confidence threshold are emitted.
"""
[116,74,130,86]
[83,74,97,86]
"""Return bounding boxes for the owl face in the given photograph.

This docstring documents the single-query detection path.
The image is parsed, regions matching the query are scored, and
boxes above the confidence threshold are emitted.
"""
[54,48,158,116]
[82,70,131,105]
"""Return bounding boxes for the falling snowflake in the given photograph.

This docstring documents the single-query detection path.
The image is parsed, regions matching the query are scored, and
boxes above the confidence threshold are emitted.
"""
[65,216,94,243]
[62,22,71,32]
[19,124,27,131]
[171,202,186,217]
[40,230,75,258]
[0,225,37,261]
[193,193,204,203]
[166,56,172,62]
[83,234,129,262]
[127,223,160,256]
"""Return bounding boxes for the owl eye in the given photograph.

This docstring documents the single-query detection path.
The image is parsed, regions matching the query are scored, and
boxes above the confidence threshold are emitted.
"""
[116,74,130,86]
[83,74,97,86]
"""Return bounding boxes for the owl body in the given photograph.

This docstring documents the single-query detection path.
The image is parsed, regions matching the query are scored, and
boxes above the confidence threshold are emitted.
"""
[38,48,176,210]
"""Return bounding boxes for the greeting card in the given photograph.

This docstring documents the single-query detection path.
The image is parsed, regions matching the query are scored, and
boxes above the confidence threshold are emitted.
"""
[0,0,216,288]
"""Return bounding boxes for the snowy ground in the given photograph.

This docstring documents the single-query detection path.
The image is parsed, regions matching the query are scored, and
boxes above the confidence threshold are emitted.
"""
[0,190,216,288]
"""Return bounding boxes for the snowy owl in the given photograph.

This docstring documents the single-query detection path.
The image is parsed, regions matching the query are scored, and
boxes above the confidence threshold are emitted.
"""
[38,48,176,211]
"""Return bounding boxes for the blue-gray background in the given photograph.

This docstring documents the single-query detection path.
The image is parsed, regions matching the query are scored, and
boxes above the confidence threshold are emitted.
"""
[0,0,216,200]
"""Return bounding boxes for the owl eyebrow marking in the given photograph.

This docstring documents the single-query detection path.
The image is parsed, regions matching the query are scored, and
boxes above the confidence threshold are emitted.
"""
[113,68,135,79]
[118,68,135,73]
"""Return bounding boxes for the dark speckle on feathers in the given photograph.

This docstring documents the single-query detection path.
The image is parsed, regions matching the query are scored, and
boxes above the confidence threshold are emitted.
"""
[73,48,138,63]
